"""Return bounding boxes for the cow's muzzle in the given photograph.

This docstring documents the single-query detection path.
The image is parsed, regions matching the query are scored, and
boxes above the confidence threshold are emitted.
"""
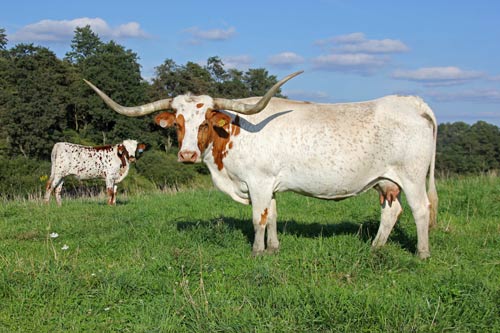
[178,150,198,163]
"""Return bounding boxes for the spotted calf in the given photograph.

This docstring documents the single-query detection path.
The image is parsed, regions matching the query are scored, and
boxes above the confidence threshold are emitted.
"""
[44,140,145,205]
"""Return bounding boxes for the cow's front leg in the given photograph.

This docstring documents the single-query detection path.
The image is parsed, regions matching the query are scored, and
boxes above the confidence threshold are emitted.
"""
[54,180,64,206]
[112,185,118,205]
[266,198,279,253]
[106,179,115,206]
[250,190,274,256]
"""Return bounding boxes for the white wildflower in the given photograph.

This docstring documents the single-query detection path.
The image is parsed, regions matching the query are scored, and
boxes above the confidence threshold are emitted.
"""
[50,232,59,238]
[61,244,69,250]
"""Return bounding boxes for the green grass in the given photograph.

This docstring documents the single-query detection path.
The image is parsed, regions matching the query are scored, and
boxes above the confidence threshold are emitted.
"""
[1,176,499,332]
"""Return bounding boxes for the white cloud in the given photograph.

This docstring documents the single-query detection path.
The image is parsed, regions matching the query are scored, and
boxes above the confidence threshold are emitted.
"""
[184,26,236,44]
[222,55,253,70]
[392,66,484,86]
[312,53,388,75]
[268,52,305,69]
[9,17,149,42]
[316,32,409,54]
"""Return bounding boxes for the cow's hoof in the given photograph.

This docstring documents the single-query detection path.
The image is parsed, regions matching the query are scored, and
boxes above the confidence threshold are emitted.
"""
[265,247,280,255]
[252,250,265,257]
[418,251,431,260]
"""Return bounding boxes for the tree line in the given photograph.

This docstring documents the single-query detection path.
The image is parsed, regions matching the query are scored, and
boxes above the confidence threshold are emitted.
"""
[0,26,499,197]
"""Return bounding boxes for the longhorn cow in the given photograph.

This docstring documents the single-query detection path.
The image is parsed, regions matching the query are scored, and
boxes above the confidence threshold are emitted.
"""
[84,72,438,258]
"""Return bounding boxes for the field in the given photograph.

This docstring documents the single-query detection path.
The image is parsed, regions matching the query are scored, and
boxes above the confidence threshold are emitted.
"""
[1,176,499,332]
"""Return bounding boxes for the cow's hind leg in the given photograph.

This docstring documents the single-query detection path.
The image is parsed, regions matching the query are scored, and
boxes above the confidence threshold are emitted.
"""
[401,180,431,259]
[45,175,63,205]
[372,181,403,249]
[44,177,54,203]
[54,179,64,206]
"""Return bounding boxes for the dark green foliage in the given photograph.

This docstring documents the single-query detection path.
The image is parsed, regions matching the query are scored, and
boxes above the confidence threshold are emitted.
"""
[0,44,75,159]
[0,156,50,198]
[437,121,500,174]
[134,149,197,189]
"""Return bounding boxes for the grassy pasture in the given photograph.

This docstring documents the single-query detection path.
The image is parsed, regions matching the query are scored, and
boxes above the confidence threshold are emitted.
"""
[0,176,499,332]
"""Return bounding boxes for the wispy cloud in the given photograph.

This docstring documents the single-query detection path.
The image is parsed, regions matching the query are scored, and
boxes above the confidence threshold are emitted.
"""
[312,53,388,75]
[222,55,253,70]
[312,32,406,75]
[268,52,305,69]
[184,26,236,44]
[315,32,409,54]
[9,17,149,42]
[392,66,484,86]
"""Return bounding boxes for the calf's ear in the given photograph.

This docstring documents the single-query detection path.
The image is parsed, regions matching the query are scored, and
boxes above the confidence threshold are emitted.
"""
[154,112,176,128]
[137,143,146,153]
[117,144,125,156]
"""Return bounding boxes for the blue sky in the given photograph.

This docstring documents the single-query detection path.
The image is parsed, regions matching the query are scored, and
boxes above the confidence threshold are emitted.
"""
[2,0,500,125]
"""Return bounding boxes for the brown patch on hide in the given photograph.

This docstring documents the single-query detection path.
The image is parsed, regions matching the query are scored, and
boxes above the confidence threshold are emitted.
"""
[117,144,129,168]
[196,103,204,109]
[92,145,113,152]
[175,114,186,148]
[260,208,269,226]
[198,110,241,171]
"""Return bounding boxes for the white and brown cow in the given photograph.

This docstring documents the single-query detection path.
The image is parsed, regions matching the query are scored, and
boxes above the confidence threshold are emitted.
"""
[44,140,145,206]
[84,71,438,259]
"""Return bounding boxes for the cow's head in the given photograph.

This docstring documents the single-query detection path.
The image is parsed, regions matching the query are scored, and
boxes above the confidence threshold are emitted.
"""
[84,71,302,165]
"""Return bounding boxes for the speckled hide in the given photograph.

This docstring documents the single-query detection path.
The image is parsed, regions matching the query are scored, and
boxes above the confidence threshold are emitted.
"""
[44,140,144,206]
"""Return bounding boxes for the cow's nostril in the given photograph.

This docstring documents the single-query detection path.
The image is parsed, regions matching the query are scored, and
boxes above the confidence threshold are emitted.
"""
[178,150,198,163]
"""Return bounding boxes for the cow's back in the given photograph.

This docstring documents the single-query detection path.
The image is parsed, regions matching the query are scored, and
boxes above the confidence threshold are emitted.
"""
[219,95,436,199]
[51,143,116,180]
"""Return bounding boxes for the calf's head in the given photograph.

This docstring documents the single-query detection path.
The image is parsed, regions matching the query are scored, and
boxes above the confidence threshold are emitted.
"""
[119,139,146,163]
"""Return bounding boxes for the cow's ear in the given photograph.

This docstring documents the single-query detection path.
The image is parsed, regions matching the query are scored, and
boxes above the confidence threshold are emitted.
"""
[207,110,231,129]
[154,112,176,128]
[137,143,146,153]
[206,110,231,138]
[117,144,125,156]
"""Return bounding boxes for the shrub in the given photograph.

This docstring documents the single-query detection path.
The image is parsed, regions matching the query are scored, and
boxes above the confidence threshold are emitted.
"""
[134,149,198,189]
[0,156,51,199]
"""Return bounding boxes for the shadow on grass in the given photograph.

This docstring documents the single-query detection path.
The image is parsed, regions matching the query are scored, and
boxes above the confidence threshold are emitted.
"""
[177,217,417,255]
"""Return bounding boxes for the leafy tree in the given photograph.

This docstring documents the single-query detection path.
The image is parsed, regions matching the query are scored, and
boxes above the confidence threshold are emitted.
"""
[0,28,7,51]
[243,68,282,97]
[0,44,73,159]
[437,121,500,174]
[64,25,102,64]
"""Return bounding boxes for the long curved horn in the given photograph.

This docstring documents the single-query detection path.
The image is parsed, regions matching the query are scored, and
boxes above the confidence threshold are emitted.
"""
[213,70,303,115]
[83,79,172,117]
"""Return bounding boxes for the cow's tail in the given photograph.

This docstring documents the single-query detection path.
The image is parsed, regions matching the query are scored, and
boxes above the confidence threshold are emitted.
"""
[419,98,438,228]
